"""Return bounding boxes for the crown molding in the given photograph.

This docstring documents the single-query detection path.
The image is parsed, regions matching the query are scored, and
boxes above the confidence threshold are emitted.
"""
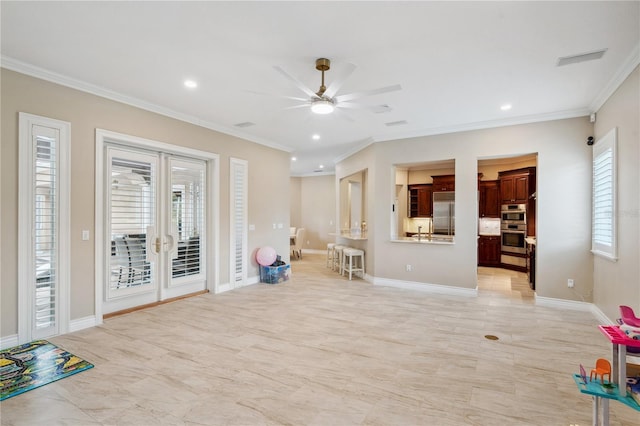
[589,41,640,112]
[373,108,592,145]
[1,56,292,154]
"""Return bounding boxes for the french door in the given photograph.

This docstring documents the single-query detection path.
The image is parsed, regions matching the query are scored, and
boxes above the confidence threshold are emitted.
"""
[103,146,206,314]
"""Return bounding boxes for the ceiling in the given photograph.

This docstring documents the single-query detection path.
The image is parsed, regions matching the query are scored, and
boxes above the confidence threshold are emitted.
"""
[2,2,638,176]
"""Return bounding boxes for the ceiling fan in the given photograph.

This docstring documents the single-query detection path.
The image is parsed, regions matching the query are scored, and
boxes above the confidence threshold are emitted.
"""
[273,58,401,115]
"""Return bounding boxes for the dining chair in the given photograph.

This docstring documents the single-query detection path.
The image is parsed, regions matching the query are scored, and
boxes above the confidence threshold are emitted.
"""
[292,228,305,259]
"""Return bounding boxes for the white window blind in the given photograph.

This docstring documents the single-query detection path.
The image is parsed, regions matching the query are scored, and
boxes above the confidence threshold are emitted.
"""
[230,158,248,285]
[592,128,617,260]
[109,158,154,291]
[34,134,57,330]
[171,159,205,279]
[19,112,70,343]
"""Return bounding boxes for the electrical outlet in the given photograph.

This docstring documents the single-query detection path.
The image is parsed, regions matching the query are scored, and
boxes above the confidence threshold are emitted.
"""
[568,279,574,288]
[406,264,412,272]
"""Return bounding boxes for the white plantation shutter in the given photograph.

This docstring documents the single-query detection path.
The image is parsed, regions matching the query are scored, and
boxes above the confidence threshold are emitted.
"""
[170,159,205,280]
[108,156,155,295]
[34,135,58,330]
[230,158,248,285]
[592,128,617,260]
[19,113,70,342]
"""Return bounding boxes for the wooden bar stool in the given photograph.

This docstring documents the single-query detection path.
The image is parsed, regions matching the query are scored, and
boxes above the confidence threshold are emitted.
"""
[342,248,365,280]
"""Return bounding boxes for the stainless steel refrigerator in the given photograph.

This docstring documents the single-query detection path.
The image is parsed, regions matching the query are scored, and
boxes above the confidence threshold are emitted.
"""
[432,191,455,235]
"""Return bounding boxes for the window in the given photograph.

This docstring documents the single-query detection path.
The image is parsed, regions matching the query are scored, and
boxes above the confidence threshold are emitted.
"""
[591,127,617,261]
[18,113,70,342]
[230,158,248,287]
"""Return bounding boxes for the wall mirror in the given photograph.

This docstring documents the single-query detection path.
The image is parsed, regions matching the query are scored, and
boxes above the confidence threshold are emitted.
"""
[339,169,367,235]
[391,160,455,242]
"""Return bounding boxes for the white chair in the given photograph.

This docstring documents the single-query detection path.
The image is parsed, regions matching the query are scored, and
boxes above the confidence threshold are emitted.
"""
[292,228,306,259]
[342,248,365,280]
[326,243,336,268]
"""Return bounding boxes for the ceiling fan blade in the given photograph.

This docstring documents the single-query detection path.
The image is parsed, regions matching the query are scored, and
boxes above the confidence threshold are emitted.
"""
[245,90,309,103]
[334,108,355,122]
[337,102,392,113]
[323,62,357,99]
[283,104,310,110]
[334,84,402,103]
[273,65,318,99]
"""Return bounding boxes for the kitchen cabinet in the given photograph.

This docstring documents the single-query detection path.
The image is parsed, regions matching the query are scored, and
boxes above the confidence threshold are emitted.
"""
[408,184,432,217]
[499,173,528,204]
[478,236,501,266]
[479,180,500,217]
[431,174,455,192]
[499,167,536,236]
[527,240,536,290]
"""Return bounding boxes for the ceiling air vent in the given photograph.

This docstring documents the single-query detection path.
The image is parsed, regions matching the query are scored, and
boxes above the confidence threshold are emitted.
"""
[234,121,255,128]
[385,120,408,127]
[557,48,607,66]
[373,104,392,113]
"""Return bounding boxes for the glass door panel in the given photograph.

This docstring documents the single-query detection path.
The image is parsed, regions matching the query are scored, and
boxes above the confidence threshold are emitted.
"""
[106,149,158,302]
[169,158,206,286]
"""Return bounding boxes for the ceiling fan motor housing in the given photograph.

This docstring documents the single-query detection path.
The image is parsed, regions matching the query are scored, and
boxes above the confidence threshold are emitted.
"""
[315,58,330,71]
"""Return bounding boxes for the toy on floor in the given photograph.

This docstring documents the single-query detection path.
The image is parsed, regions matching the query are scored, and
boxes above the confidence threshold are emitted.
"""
[590,358,612,384]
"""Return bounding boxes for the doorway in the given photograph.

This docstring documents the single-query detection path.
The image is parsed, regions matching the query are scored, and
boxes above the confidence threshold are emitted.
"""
[477,154,537,298]
[96,130,218,317]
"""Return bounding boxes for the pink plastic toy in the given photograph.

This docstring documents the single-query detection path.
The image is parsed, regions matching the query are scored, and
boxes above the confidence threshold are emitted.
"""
[620,305,640,327]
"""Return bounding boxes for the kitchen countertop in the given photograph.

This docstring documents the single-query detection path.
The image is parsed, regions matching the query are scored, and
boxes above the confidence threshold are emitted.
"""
[330,232,368,241]
[525,237,536,245]
[392,235,454,245]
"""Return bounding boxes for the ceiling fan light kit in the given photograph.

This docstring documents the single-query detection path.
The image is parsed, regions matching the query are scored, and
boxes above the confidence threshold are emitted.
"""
[311,98,335,114]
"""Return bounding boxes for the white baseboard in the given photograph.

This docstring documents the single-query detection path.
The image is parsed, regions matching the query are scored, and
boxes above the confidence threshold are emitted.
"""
[590,304,615,325]
[373,277,477,297]
[534,295,616,324]
[216,276,259,294]
[535,295,593,311]
[69,316,98,333]
[0,334,19,350]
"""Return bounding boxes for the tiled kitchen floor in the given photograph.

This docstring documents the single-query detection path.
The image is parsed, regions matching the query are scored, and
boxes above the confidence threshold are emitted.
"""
[1,254,637,425]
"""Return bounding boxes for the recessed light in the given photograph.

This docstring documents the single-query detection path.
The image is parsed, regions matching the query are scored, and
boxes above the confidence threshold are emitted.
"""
[312,134,320,140]
[291,156,297,161]
[184,79,198,89]
[500,104,512,111]
[319,164,324,169]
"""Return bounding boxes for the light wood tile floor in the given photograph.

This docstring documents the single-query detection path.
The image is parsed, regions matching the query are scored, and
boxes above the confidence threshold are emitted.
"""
[2,254,638,425]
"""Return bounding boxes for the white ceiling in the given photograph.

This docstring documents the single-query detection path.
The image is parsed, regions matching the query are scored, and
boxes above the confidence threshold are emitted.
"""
[2,1,638,175]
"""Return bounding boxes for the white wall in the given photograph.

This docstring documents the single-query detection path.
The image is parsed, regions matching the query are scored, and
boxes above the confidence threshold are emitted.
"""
[290,174,336,251]
[1,69,291,337]
[592,65,640,320]
[339,117,594,300]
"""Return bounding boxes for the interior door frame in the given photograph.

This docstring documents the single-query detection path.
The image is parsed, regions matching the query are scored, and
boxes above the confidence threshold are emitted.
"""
[95,129,219,324]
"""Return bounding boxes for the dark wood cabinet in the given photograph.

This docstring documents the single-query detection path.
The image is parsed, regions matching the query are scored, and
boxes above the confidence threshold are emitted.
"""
[500,174,528,204]
[408,184,432,217]
[499,167,535,204]
[498,166,536,236]
[478,236,501,266]
[479,180,500,217]
[431,174,455,192]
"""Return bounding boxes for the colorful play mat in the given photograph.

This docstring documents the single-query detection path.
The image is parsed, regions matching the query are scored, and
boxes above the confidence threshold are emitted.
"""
[1,340,94,401]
